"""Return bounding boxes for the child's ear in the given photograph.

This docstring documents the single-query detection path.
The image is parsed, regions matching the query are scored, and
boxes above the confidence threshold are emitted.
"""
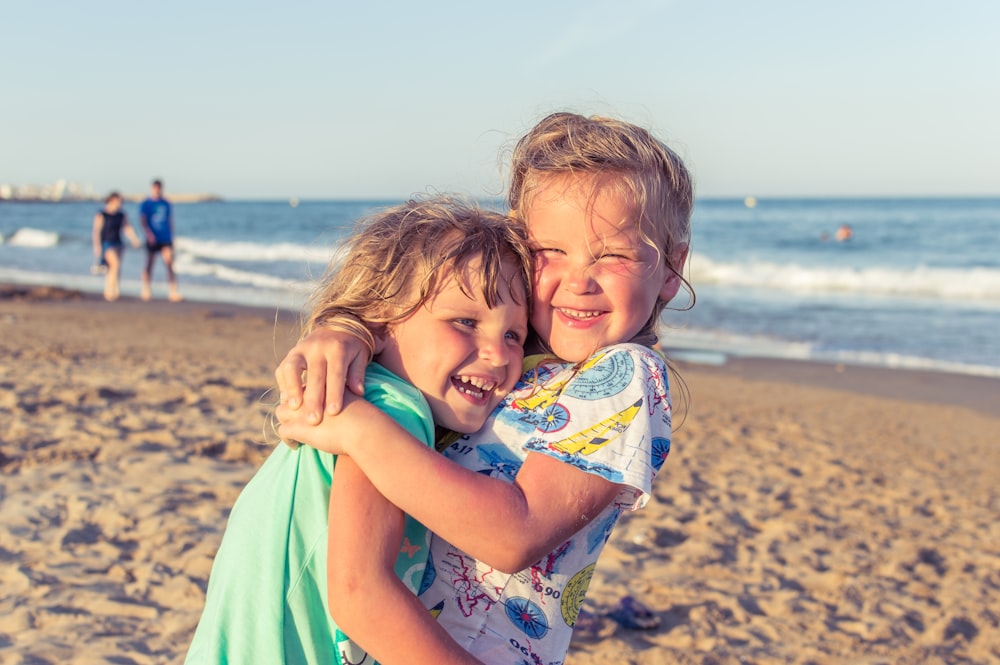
[659,243,689,303]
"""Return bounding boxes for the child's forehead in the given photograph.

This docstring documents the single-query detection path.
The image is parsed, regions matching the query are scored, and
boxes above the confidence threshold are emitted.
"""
[527,179,640,232]
[529,171,623,200]
[528,173,638,215]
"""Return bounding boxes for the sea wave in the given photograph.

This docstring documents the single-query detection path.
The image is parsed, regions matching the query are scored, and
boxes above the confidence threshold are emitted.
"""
[174,237,336,265]
[689,252,1000,302]
[660,326,1000,378]
[173,254,314,292]
[5,228,60,248]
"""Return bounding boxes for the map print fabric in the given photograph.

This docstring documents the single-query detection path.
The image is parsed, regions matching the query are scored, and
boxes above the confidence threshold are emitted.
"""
[418,343,673,664]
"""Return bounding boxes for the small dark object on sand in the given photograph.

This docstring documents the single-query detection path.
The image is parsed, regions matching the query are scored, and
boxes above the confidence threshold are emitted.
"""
[609,595,660,630]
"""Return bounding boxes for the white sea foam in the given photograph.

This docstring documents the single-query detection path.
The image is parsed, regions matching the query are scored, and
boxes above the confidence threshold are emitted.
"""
[172,253,314,292]
[660,325,1000,378]
[688,252,1000,302]
[174,237,335,265]
[7,228,60,248]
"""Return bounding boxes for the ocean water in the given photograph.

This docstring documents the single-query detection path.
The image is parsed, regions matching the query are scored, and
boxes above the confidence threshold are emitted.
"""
[2,197,999,378]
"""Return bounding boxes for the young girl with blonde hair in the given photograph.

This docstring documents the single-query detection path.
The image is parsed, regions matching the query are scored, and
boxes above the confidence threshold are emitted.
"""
[186,197,532,665]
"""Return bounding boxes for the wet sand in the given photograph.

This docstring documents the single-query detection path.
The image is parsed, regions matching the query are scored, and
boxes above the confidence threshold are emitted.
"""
[1,285,998,664]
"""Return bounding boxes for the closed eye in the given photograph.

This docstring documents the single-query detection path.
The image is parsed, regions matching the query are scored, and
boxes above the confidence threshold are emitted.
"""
[600,251,639,262]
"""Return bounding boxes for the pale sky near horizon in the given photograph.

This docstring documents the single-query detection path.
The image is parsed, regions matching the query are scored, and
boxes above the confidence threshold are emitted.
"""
[2,0,998,200]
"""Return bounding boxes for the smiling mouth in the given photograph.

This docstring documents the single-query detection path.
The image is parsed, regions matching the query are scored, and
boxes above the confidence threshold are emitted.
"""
[556,307,604,320]
[453,375,498,400]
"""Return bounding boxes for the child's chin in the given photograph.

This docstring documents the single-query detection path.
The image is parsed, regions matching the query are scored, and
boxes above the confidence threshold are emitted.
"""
[448,416,486,434]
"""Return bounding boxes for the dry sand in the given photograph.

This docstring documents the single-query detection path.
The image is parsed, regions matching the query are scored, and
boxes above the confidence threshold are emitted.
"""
[1,285,998,664]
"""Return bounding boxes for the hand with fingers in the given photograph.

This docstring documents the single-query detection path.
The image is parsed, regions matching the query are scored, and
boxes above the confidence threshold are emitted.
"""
[274,326,373,424]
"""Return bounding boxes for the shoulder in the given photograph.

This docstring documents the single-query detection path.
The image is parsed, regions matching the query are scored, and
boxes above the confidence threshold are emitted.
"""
[514,344,673,495]
[363,363,435,446]
[363,363,424,404]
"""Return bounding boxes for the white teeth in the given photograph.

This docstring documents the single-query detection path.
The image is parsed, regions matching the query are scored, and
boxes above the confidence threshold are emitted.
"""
[455,375,497,398]
[557,308,602,320]
[456,384,484,398]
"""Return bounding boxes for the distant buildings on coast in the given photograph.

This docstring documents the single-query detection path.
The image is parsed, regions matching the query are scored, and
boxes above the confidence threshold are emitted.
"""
[0,179,221,203]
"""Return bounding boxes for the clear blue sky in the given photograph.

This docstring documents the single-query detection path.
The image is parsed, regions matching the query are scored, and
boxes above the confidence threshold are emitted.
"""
[2,0,998,199]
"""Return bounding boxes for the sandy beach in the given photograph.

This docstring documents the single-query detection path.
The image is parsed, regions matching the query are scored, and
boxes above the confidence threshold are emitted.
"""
[2,285,998,664]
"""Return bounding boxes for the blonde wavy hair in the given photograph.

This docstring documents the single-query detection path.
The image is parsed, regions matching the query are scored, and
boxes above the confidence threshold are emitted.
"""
[302,196,532,355]
[507,112,695,346]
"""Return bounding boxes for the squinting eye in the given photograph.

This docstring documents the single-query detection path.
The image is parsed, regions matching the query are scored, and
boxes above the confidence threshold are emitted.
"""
[504,330,521,343]
[455,318,476,328]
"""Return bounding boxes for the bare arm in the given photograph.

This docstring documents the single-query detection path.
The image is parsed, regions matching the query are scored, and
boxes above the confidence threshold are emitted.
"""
[92,213,103,259]
[122,214,141,248]
[279,396,622,573]
[275,327,371,422]
[327,457,483,665]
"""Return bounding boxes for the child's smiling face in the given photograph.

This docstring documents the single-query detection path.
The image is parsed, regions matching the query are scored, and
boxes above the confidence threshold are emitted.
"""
[525,174,675,362]
[376,256,529,434]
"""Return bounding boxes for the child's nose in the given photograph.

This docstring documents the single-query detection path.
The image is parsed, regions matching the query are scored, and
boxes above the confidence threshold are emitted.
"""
[479,336,511,367]
[564,263,597,294]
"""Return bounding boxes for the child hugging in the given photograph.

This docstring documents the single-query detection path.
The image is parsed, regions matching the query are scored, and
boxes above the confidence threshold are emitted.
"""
[275,111,694,663]
[186,198,532,665]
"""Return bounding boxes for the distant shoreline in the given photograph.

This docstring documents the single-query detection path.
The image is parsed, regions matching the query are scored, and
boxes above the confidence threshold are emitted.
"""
[4,194,1000,205]
[0,193,223,204]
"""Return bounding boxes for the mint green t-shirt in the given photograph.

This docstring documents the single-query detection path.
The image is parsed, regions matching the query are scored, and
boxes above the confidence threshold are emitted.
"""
[185,364,435,664]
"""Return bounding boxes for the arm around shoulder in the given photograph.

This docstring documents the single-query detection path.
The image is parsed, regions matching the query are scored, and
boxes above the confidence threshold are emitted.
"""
[301,395,625,573]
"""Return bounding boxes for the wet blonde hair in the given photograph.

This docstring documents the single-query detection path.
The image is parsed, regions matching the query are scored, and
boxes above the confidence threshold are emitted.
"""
[508,112,694,345]
[303,196,532,351]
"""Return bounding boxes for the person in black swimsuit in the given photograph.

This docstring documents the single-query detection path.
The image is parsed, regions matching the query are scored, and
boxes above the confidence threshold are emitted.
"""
[92,191,141,301]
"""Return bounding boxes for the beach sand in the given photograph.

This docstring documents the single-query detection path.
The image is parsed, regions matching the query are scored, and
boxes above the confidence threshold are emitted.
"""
[2,285,998,664]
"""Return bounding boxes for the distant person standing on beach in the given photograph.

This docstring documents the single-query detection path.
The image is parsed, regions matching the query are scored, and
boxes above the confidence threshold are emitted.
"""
[92,191,141,301]
[139,179,182,301]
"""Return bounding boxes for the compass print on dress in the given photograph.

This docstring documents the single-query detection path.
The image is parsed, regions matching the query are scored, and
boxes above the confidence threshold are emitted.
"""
[504,595,550,640]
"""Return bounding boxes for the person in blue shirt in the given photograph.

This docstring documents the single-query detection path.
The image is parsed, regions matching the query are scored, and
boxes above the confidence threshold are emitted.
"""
[139,179,182,301]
